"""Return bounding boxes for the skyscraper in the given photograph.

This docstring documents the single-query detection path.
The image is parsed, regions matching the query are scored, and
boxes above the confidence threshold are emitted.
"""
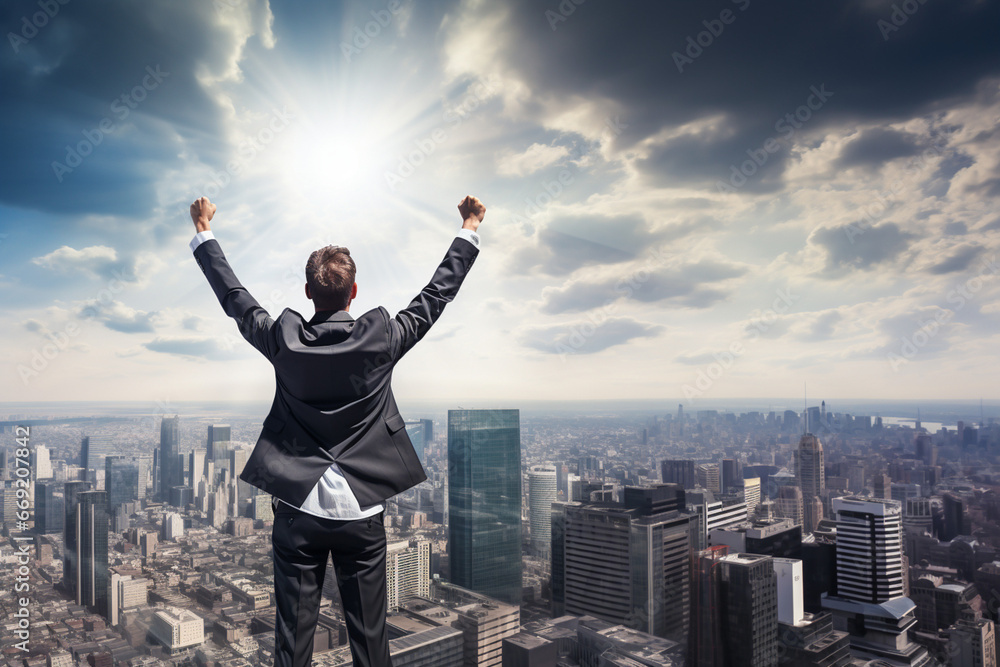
[75,490,110,618]
[718,553,778,667]
[528,465,557,556]
[447,409,522,605]
[721,459,740,494]
[404,420,425,465]
[62,480,90,598]
[104,456,140,513]
[159,416,181,499]
[35,479,64,535]
[823,497,931,666]
[833,497,904,603]
[797,433,825,497]
[80,434,114,484]
[661,459,696,489]
[552,489,692,646]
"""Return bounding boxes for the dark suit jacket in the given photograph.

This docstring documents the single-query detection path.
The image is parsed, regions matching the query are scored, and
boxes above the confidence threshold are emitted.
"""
[193,234,479,508]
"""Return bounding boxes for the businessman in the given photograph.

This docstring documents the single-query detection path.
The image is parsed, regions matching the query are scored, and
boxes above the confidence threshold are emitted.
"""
[188,194,484,667]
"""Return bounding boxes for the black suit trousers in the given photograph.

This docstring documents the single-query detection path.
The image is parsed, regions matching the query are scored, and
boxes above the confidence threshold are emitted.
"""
[271,502,391,667]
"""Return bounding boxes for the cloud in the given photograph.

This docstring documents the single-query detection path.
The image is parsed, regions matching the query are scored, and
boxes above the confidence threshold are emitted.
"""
[836,128,925,169]
[538,260,747,314]
[926,244,984,275]
[78,299,156,333]
[517,317,664,355]
[0,0,275,216]
[515,214,668,276]
[810,223,916,275]
[143,335,253,360]
[497,142,570,176]
[31,245,162,285]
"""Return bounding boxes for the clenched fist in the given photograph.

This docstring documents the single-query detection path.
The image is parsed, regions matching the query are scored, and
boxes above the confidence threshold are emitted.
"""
[458,195,486,232]
[190,196,216,233]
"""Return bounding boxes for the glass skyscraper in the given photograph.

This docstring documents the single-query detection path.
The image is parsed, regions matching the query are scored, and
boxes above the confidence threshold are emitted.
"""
[105,456,140,513]
[76,490,109,618]
[63,480,90,598]
[35,479,64,535]
[447,409,522,605]
[160,416,181,498]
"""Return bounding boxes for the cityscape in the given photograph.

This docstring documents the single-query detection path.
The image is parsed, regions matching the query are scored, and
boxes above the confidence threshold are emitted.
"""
[2,398,999,666]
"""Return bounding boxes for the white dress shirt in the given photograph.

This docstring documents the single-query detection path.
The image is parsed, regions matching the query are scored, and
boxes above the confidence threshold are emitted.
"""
[190,226,480,519]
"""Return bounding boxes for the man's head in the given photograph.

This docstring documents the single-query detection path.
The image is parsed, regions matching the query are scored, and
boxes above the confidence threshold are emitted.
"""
[305,245,358,312]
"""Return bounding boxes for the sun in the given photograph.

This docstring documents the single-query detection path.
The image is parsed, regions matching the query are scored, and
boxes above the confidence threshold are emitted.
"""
[281,116,386,203]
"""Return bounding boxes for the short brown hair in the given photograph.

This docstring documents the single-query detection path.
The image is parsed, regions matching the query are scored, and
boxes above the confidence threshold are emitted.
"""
[305,246,356,311]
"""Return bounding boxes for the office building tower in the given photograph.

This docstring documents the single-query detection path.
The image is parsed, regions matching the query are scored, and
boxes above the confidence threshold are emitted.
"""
[188,449,205,489]
[943,492,970,541]
[822,497,931,666]
[796,434,825,498]
[420,417,434,446]
[804,495,824,535]
[230,447,253,507]
[773,558,851,667]
[104,456,139,513]
[720,553,778,667]
[253,493,274,521]
[164,512,184,540]
[159,416,181,498]
[207,423,231,458]
[447,409,522,605]
[528,465,557,556]
[904,497,933,534]
[386,539,431,610]
[109,573,148,627]
[833,497,904,603]
[62,480,90,597]
[741,477,761,513]
[948,616,997,667]
[697,463,721,493]
[80,435,114,484]
[721,459,740,494]
[778,486,804,527]
[710,518,802,560]
[35,479,64,535]
[552,493,692,645]
[874,473,892,499]
[405,420,426,464]
[661,459,697,489]
[169,485,194,509]
[75,490,110,618]
[32,444,53,479]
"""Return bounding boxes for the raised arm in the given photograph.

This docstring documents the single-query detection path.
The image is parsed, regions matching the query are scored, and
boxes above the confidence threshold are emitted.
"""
[388,196,485,360]
[189,196,278,361]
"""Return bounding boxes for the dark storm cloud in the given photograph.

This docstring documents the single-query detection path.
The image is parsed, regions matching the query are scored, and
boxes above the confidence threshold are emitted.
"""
[811,222,916,274]
[0,0,272,216]
[518,317,664,355]
[489,0,1000,189]
[836,128,925,169]
[539,261,746,314]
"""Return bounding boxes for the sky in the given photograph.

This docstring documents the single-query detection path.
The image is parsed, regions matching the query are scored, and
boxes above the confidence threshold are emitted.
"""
[1,0,999,408]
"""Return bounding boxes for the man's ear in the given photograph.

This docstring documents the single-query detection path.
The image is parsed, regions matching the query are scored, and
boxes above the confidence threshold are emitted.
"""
[350,283,358,300]
[305,283,312,301]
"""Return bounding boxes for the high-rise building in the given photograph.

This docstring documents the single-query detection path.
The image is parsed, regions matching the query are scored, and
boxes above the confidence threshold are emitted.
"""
[778,486,804,527]
[447,409,522,605]
[697,463,721,494]
[942,492,970,541]
[721,459,741,494]
[719,553,778,667]
[948,616,997,667]
[528,465,557,556]
[822,497,932,666]
[661,459,697,489]
[552,491,692,646]
[62,480,90,598]
[386,539,431,610]
[81,435,114,484]
[35,479,64,535]
[833,497,904,603]
[773,558,851,667]
[405,420,426,465]
[741,476,761,513]
[75,490,110,618]
[159,416,181,498]
[32,444,53,480]
[150,608,205,653]
[797,434,825,498]
[104,456,139,513]
[109,573,148,626]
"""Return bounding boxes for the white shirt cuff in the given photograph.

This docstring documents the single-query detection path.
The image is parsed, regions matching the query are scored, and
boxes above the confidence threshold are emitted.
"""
[456,228,480,249]
[190,230,216,253]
